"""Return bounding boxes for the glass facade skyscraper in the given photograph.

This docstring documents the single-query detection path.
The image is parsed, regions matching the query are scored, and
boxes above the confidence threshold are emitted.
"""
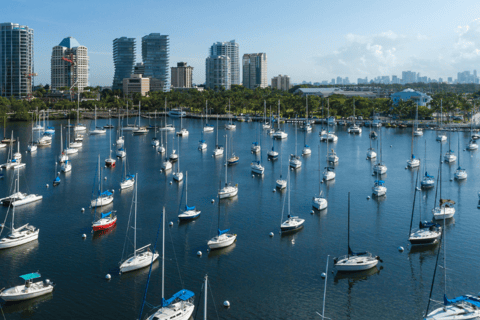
[0,22,34,98]
[205,55,231,90]
[142,33,169,91]
[112,37,135,91]
[209,40,239,86]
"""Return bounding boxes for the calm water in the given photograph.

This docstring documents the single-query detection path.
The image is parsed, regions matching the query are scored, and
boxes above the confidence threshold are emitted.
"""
[0,117,479,319]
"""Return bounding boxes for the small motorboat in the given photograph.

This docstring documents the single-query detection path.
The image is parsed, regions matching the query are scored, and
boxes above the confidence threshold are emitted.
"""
[0,273,54,302]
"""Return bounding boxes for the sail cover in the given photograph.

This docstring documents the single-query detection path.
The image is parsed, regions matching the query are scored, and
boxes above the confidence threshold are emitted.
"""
[101,211,112,218]
[100,191,113,197]
[185,205,195,211]
[444,295,480,308]
[348,246,367,257]
[218,229,230,236]
[162,289,195,307]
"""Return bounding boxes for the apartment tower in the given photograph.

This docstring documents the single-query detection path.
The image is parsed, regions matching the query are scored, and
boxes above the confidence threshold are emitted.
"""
[242,53,267,89]
[142,33,169,91]
[112,37,135,91]
[51,37,89,92]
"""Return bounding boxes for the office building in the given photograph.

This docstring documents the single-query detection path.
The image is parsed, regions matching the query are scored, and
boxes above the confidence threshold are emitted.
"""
[171,62,193,88]
[401,71,417,84]
[271,74,290,91]
[209,40,239,86]
[133,62,145,76]
[205,55,231,90]
[242,53,267,89]
[51,37,89,92]
[0,22,34,98]
[142,33,169,91]
[336,76,343,85]
[112,37,135,91]
[123,74,150,96]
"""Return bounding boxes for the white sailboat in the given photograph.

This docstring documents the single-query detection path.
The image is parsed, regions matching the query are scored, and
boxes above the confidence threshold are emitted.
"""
[444,131,457,163]
[122,102,139,131]
[436,99,447,142]
[90,105,106,134]
[58,125,68,163]
[262,100,271,129]
[276,142,287,189]
[178,172,201,220]
[407,120,420,168]
[162,132,172,171]
[273,100,287,139]
[64,119,79,154]
[120,151,135,190]
[454,134,467,180]
[225,100,236,130]
[366,128,377,159]
[172,137,183,182]
[90,156,113,207]
[421,140,435,189]
[119,176,159,273]
[203,101,214,132]
[312,145,328,210]
[0,170,42,207]
[281,170,305,232]
[320,99,338,142]
[175,107,189,136]
[198,112,207,150]
[0,202,39,249]
[133,102,148,135]
[414,103,423,136]
[251,133,265,175]
[74,92,87,132]
[213,115,224,157]
[151,110,160,147]
[2,132,25,169]
[32,108,44,131]
[334,193,381,272]
[467,110,478,150]
[160,98,175,132]
[208,197,237,249]
[289,119,302,169]
[433,143,455,220]
[218,135,238,199]
[27,121,37,152]
[347,99,362,134]
[373,127,387,175]
[0,273,53,301]
[105,124,116,168]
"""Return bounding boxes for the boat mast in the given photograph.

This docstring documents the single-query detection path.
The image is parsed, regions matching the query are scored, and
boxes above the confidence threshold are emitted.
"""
[162,206,165,303]
[277,100,280,130]
[205,100,208,126]
[94,105,97,128]
[134,174,137,259]
[347,192,350,259]
[353,99,355,126]
[264,100,266,124]
[408,170,420,236]
[306,95,308,126]
[185,171,188,206]
[215,115,219,147]
[204,274,208,320]
[177,136,180,173]
[164,97,167,127]
[322,255,329,319]
[318,145,321,196]
[225,135,228,186]
[288,169,291,218]
[138,101,141,128]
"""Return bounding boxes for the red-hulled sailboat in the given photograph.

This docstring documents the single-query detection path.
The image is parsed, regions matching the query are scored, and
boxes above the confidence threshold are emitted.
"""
[92,211,117,231]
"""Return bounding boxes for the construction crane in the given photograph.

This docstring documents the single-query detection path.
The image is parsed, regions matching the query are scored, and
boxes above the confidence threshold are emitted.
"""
[23,70,38,101]
[62,53,76,100]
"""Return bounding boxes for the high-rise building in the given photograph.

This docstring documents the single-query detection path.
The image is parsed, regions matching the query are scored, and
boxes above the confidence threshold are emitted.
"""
[205,55,231,90]
[392,75,398,84]
[112,37,135,91]
[336,76,343,85]
[242,53,267,89]
[51,37,88,92]
[0,22,34,98]
[133,62,145,76]
[271,74,290,91]
[171,62,193,88]
[209,40,239,86]
[401,71,417,84]
[142,33,169,91]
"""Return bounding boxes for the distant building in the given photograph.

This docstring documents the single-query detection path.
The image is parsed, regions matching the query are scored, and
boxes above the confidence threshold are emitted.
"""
[294,87,377,99]
[336,76,342,85]
[457,70,478,84]
[0,22,34,98]
[123,74,150,96]
[205,55,231,90]
[271,75,290,91]
[448,77,453,84]
[171,62,193,88]
[112,37,135,91]
[391,75,399,84]
[357,77,368,84]
[142,33,169,91]
[133,62,145,76]
[391,88,432,107]
[209,40,239,86]
[51,37,89,92]
[242,53,267,89]
[402,71,417,84]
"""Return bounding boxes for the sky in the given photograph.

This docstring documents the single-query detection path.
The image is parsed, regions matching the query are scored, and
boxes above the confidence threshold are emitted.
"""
[4,0,480,86]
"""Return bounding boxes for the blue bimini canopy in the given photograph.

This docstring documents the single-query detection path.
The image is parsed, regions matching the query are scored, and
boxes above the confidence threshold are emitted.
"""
[47,126,54,130]
[444,295,480,308]
[100,191,113,197]
[162,289,195,307]
[11,159,17,163]
[218,229,230,236]
[20,273,41,281]
[185,205,195,211]
[375,180,385,185]
[101,211,112,219]
[411,154,415,159]
[118,147,124,151]
[425,172,434,178]
[54,177,60,182]
[206,124,214,127]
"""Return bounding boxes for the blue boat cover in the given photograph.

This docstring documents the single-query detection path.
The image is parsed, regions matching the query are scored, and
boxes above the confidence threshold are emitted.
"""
[375,180,385,184]
[252,142,258,146]
[47,126,54,130]
[100,190,112,196]
[218,229,230,236]
[161,289,195,307]
[444,295,480,308]
[118,147,124,151]
[126,174,134,181]
[199,140,205,143]
[449,150,454,153]
[11,159,17,163]
[305,144,310,148]
[101,211,112,218]
[348,246,367,256]
[20,273,41,281]
[54,177,60,182]
[206,124,214,127]
[424,172,434,178]
[185,205,195,211]
[411,154,415,159]
[271,146,275,151]
[420,221,440,229]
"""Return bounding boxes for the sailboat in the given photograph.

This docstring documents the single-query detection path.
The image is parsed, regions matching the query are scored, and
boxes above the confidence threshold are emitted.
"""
[119,175,159,273]
[433,143,455,220]
[251,133,265,174]
[161,131,173,171]
[301,95,312,132]
[281,170,305,232]
[151,110,160,147]
[178,171,201,220]
[373,127,387,174]
[302,106,311,155]
[312,145,328,210]
[198,112,207,150]
[227,136,239,165]
[64,119,79,154]
[347,99,362,134]
[160,98,175,132]
[105,124,116,168]
[58,125,68,163]
[225,100,236,130]
[372,168,387,197]
[2,131,25,169]
[73,91,87,132]
[157,121,166,154]
[33,108,44,131]
[53,162,61,187]
[90,156,113,207]
[203,101,214,132]
[444,131,456,163]
[172,137,183,182]
[467,106,478,150]
[276,142,287,189]
[27,121,37,152]
[423,217,480,319]
[116,117,126,158]
[273,101,287,139]
[421,140,435,188]
[407,120,420,168]
[289,119,302,169]
[213,116,224,157]
[219,136,238,199]
[251,123,261,153]
[409,170,442,245]
[0,170,42,207]
[334,193,381,272]
[262,100,271,129]
[11,138,21,162]
[321,99,338,142]
[123,102,139,131]
[104,110,114,129]
[169,134,178,162]
[133,102,149,134]
[414,103,423,136]
[175,107,189,136]
[454,133,467,180]
[436,99,447,142]
[0,198,39,249]
[92,209,117,232]
[90,105,106,134]
[208,196,237,249]
[366,128,377,159]
[120,151,135,189]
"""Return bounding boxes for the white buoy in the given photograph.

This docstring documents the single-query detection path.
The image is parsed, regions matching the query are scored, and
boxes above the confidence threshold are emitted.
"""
[160,169,163,173]
[450,178,453,181]
[291,239,295,244]
[105,274,111,280]
[224,301,230,308]
[170,181,173,185]
[252,175,254,178]
[82,234,86,239]
[273,189,276,192]
[311,210,314,214]
[169,221,174,227]
[112,189,115,194]
[390,145,392,148]
[367,196,371,200]
[405,167,407,169]
[398,246,404,252]
[46,184,49,188]
[321,272,326,279]
[291,167,293,171]
[372,173,375,176]
[197,251,202,257]
[81,208,85,212]
[104,177,107,180]
[269,232,274,237]
[104,165,107,168]
[57,172,60,175]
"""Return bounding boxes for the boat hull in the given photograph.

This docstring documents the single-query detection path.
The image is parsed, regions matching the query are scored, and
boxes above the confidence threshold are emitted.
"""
[92,217,117,232]
[0,230,39,249]
[0,284,53,302]
[120,252,159,273]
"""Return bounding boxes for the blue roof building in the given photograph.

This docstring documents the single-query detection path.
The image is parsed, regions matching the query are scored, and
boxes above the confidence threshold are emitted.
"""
[391,89,432,107]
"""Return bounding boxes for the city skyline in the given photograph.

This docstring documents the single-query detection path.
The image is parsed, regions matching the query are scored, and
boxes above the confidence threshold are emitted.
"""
[3,0,480,87]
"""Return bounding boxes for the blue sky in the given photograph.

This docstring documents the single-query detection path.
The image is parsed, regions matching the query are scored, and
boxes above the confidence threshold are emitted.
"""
[5,0,480,85]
